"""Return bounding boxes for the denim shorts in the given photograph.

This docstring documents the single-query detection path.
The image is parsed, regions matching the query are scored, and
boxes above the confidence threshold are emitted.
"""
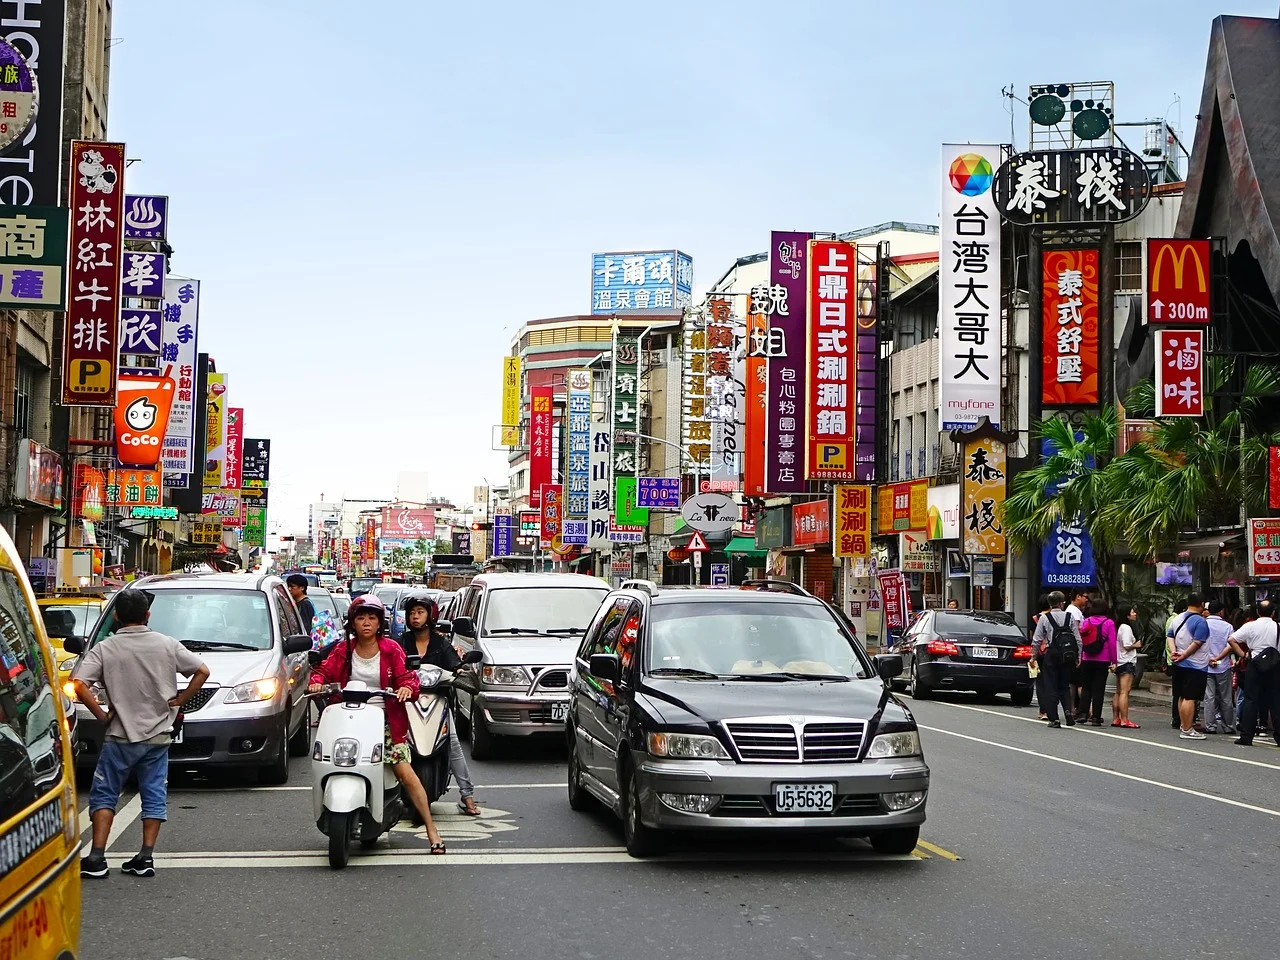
[89,740,170,821]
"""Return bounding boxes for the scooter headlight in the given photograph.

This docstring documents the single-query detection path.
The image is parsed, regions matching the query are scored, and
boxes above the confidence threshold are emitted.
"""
[418,666,444,687]
[370,743,383,764]
[333,738,360,766]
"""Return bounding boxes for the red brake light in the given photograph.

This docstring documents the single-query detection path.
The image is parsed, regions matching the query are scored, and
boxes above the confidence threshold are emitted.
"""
[926,639,959,656]
[1013,645,1034,660]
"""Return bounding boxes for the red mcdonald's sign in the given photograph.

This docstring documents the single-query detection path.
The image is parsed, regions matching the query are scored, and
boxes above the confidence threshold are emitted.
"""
[1147,239,1211,325]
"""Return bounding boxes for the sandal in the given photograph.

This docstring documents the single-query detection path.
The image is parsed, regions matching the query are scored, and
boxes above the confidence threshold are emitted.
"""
[457,801,482,816]
[1110,721,1122,727]
[430,841,447,855]
[1121,720,1141,729]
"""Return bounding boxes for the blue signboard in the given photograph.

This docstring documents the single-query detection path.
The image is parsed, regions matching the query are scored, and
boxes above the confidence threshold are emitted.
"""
[121,251,166,298]
[637,476,681,509]
[120,308,162,357]
[1039,437,1097,588]
[565,371,591,545]
[494,514,514,557]
[710,562,730,587]
[123,195,170,241]
[591,250,693,314]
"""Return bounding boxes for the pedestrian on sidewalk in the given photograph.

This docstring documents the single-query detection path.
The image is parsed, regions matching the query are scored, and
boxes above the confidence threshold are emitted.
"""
[1079,598,1118,725]
[1202,599,1236,735]
[1067,590,1089,722]
[1032,595,1051,721]
[1031,591,1081,728]
[1168,594,1211,741]
[1112,605,1142,728]
[72,589,210,879]
[1227,600,1280,747]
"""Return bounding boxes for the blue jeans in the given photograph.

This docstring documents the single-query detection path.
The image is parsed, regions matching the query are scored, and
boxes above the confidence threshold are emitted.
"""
[90,741,170,821]
[448,708,474,799]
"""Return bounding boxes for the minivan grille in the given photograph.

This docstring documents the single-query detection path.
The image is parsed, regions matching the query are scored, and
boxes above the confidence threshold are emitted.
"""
[724,722,799,762]
[535,670,569,690]
[181,687,220,714]
[802,722,865,762]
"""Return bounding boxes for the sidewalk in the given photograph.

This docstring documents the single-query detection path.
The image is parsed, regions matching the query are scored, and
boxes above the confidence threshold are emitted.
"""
[1129,676,1173,709]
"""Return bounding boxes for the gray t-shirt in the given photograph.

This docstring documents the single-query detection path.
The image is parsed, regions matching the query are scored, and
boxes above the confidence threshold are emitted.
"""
[75,624,206,743]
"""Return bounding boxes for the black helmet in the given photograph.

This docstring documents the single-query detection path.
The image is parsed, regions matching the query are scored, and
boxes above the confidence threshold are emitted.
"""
[403,592,438,620]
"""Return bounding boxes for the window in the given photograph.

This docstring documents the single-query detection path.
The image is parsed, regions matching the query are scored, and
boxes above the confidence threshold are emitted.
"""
[0,571,63,820]
[275,587,303,638]
[585,599,632,661]
[1114,241,1142,293]
[13,359,35,440]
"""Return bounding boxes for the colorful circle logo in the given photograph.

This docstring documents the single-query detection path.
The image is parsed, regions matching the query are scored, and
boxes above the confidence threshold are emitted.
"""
[949,153,994,196]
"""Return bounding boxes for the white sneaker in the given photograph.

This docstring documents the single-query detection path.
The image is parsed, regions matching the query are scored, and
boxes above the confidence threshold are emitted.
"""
[1180,728,1206,740]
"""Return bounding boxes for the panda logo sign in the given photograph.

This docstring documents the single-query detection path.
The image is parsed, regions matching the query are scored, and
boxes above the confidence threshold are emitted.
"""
[113,374,176,468]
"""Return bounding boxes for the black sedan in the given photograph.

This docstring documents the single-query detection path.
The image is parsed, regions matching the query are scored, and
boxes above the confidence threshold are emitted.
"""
[892,610,1035,705]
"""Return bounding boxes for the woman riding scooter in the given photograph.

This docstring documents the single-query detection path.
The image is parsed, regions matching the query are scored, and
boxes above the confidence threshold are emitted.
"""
[308,594,447,854]
[400,594,482,816]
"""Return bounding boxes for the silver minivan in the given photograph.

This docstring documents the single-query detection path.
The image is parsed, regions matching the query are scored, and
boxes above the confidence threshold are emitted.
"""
[67,572,313,783]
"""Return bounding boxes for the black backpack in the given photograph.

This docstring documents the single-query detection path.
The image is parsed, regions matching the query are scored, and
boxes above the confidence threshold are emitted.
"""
[1046,611,1080,663]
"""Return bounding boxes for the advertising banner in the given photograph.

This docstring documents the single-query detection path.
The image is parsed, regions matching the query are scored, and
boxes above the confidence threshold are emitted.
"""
[1247,518,1280,579]
[1042,247,1100,407]
[681,315,712,478]
[242,438,271,483]
[1154,329,1204,417]
[806,239,857,480]
[0,2,65,207]
[114,373,175,468]
[72,465,105,521]
[160,278,200,478]
[0,205,67,308]
[244,506,266,548]
[939,144,1002,430]
[201,489,241,518]
[539,483,563,548]
[588,422,612,549]
[1270,447,1280,512]
[191,520,222,545]
[120,251,165,298]
[637,477,680,509]
[120,308,162,358]
[528,385,553,509]
[961,437,1007,556]
[1147,238,1211,324]
[63,141,126,405]
[224,407,243,489]
[614,476,647,527]
[876,481,928,534]
[900,531,939,573]
[564,368,591,545]
[494,513,514,557]
[706,297,744,490]
[123,195,169,241]
[591,250,692,313]
[611,332,646,525]
[926,484,961,540]
[762,231,810,493]
[364,517,377,563]
[0,37,37,154]
[501,356,521,446]
[1039,437,1095,587]
[792,498,831,547]
[105,469,162,508]
[13,440,61,509]
[832,485,871,558]
[380,506,435,539]
[877,570,910,631]
[203,373,227,488]
[854,248,879,483]
[744,292,768,496]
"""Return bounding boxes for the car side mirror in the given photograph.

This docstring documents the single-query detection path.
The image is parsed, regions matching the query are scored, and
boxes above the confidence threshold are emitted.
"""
[61,636,85,656]
[452,616,475,639]
[283,634,312,656]
[874,654,903,681]
[404,655,422,671]
[462,649,483,665]
[435,619,452,634]
[590,653,620,683]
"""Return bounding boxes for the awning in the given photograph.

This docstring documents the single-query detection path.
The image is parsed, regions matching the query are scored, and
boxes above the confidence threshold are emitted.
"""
[725,536,767,558]
[1179,532,1244,560]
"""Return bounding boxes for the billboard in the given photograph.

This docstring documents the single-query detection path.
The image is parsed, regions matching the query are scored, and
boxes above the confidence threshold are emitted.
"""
[792,499,830,547]
[203,373,227,488]
[380,506,436,539]
[114,373,175,468]
[763,231,811,492]
[832,485,871,558]
[611,332,646,526]
[806,239,857,480]
[744,292,768,496]
[1154,329,1204,418]
[539,483,563,548]
[160,278,200,479]
[681,314,711,479]
[1042,247,1099,407]
[563,368,590,545]
[123,195,169,241]
[588,422,612,550]
[706,297,744,490]
[1147,239,1211,324]
[939,145,1002,430]
[528,385,553,509]
[0,205,67,308]
[591,250,692,314]
[501,356,520,446]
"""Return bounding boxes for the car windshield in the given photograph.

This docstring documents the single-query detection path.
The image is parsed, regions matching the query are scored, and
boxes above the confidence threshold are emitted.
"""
[933,612,1024,638]
[349,578,378,595]
[41,603,99,638]
[308,590,337,616]
[482,587,608,636]
[372,586,405,605]
[93,589,274,651]
[647,600,869,679]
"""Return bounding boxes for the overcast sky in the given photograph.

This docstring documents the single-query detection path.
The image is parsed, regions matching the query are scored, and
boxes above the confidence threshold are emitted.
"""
[107,0,1273,534]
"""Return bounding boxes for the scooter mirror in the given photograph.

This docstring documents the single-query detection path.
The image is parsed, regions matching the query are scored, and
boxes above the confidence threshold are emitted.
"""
[405,655,422,671]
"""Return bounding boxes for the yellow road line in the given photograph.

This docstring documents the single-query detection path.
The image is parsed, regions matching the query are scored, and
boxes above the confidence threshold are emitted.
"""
[910,848,930,859]
[915,839,962,861]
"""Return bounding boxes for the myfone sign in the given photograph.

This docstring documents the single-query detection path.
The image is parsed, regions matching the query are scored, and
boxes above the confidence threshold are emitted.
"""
[1146,239,1211,325]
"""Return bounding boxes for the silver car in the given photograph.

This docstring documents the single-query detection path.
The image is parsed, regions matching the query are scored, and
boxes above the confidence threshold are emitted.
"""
[68,572,314,783]
[447,573,610,759]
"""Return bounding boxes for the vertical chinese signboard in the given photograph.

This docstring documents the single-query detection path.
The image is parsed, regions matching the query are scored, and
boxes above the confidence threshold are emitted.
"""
[63,141,126,405]
[528,385,553,509]
[588,422,611,550]
[681,315,711,480]
[833,485,871,558]
[877,570,910,631]
[611,332,646,531]
[1270,447,1280,512]
[1042,247,1099,406]
[1154,329,1204,417]
[1147,239,1211,324]
[203,373,227,489]
[501,356,520,446]
[960,437,1007,556]
[706,297,743,491]
[939,144,1002,430]
[855,248,879,482]
[1247,518,1280,580]
[243,506,266,548]
[224,407,244,489]
[807,239,857,480]
[494,513,514,557]
[744,292,768,496]
[161,278,200,484]
[563,368,591,545]
[1039,437,1096,587]
[762,231,810,493]
[539,483,563,549]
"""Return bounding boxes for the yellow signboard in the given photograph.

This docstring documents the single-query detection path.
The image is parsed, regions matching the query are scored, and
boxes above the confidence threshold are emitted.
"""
[203,373,226,489]
[501,356,521,447]
[961,436,1007,556]
[833,485,871,558]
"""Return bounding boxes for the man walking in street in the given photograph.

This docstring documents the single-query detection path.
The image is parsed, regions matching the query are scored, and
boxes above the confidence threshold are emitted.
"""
[1227,600,1280,747]
[1032,591,1081,728]
[1168,594,1211,741]
[287,574,316,632]
[1202,599,1236,735]
[73,589,210,878]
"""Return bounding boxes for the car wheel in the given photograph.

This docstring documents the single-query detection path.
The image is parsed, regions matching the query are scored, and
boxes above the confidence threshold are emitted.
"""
[259,721,290,785]
[910,661,932,700]
[869,826,920,855]
[621,761,665,858]
[469,702,495,761]
[1011,687,1034,707]
[328,811,352,869]
[288,706,311,755]
[567,737,594,812]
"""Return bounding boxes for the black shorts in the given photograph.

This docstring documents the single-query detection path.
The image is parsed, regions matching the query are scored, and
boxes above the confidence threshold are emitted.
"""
[1175,665,1208,702]
[1115,662,1136,677]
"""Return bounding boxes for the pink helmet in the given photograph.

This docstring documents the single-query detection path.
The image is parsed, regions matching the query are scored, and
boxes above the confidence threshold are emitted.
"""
[347,594,387,622]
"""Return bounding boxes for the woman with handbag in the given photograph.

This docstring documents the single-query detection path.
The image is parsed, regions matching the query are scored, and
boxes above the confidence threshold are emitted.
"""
[1226,600,1280,747]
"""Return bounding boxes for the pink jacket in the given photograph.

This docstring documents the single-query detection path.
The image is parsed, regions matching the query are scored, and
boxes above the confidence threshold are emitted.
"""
[309,638,419,744]
[1079,616,1118,664]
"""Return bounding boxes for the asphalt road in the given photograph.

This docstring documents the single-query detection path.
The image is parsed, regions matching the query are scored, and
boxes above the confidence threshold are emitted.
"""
[77,692,1280,960]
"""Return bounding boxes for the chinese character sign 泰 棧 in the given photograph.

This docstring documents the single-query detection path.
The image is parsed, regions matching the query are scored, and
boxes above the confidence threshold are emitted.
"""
[1041,248,1099,406]
[960,436,1007,557]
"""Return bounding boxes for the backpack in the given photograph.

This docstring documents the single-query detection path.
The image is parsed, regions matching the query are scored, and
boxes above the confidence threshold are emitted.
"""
[1046,611,1080,663]
[1080,616,1104,656]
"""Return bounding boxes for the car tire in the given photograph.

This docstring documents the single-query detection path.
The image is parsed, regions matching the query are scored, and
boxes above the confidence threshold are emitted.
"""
[288,706,311,755]
[328,812,352,869]
[259,722,290,785]
[621,761,665,858]
[869,826,920,855]
[1010,687,1034,707]
[469,702,495,761]
[910,661,932,700]
[567,738,594,812]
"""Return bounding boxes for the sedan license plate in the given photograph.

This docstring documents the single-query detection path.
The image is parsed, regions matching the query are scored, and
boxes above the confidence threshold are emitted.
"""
[773,782,835,814]
[551,702,568,723]
[970,646,999,659]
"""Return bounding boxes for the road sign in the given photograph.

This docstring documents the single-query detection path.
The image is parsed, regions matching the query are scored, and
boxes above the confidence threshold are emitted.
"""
[681,493,739,535]
[1147,239,1211,325]
[688,531,709,553]
[710,562,729,587]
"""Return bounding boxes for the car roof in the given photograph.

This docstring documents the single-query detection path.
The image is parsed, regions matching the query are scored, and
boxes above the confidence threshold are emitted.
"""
[470,573,608,589]
[645,589,821,606]
[128,572,280,592]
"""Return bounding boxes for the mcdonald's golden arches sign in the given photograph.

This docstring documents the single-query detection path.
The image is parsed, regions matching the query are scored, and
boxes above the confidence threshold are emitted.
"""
[1146,239,1211,325]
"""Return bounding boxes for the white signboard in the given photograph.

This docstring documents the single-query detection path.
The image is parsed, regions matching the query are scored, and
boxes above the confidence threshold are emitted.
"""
[927,483,961,540]
[972,557,994,587]
[939,144,1003,431]
[160,278,200,481]
[588,424,612,550]
[900,532,939,573]
[680,493,739,535]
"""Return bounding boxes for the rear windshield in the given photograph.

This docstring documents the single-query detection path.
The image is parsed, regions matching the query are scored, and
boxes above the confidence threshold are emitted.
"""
[933,612,1024,638]
[41,603,99,638]
[93,589,274,651]
[308,591,337,616]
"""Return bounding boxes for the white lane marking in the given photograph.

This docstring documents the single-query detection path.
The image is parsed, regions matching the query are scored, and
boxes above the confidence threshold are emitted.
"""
[926,700,1280,771]
[475,782,563,789]
[158,846,628,858]
[169,782,563,795]
[105,794,143,849]
[917,723,1280,818]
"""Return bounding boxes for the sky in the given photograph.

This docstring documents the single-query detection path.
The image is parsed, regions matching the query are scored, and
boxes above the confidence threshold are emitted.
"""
[107,0,1277,535]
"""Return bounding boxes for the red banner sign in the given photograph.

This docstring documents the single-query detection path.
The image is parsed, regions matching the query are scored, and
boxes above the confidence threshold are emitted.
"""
[1247,518,1280,580]
[1042,247,1099,406]
[877,569,910,631]
[806,240,857,479]
[744,293,768,497]
[380,506,435,539]
[1270,446,1280,512]
[529,386,553,509]
[1147,239,1211,324]
[224,407,244,489]
[72,465,106,521]
[792,498,831,547]
[539,483,563,547]
[1154,329,1204,417]
[63,141,126,405]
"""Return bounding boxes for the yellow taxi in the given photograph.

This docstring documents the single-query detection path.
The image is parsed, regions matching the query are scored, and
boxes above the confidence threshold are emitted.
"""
[37,593,106,687]
[0,534,82,958]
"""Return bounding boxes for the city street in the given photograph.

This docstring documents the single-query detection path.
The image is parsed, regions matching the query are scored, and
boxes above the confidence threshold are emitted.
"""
[79,697,1280,960]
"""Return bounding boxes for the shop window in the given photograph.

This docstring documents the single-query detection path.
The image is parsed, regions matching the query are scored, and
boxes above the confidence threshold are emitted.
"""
[14,359,35,440]
[1114,241,1143,293]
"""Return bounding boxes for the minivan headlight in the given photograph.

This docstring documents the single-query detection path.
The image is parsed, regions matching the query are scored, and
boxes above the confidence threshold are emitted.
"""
[333,738,360,766]
[225,677,280,703]
[481,665,531,687]
[865,730,922,759]
[646,732,729,760]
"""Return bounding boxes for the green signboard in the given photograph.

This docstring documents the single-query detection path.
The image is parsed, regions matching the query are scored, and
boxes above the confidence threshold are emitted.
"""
[0,205,68,309]
[128,505,178,520]
[244,505,266,547]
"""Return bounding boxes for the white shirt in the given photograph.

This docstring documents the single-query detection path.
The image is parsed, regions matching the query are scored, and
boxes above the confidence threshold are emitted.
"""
[1231,618,1280,656]
[1116,623,1139,664]
[350,650,384,710]
[1067,604,1085,623]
